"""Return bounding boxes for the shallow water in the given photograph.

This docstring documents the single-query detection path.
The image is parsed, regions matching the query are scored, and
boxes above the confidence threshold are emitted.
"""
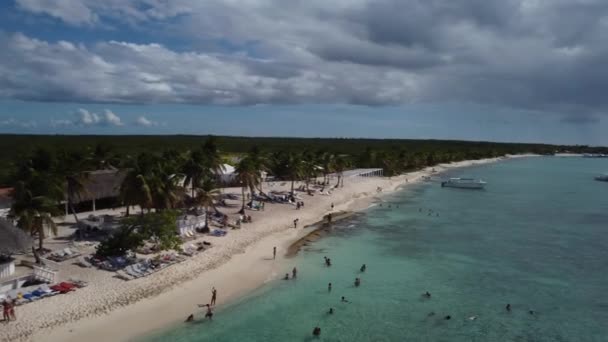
[144,157,608,342]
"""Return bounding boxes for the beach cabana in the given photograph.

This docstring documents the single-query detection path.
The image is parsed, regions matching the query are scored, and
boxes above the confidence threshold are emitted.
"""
[0,218,32,279]
[66,169,127,213]
[216,163,237,183]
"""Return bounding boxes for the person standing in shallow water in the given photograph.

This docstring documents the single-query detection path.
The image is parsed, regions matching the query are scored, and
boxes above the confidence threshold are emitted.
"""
[210,287,217,306]
[360,264,366,272]
[328,283,332,292]
[506,304,511,311]
[292,267,297,279]
[354,278,361,287]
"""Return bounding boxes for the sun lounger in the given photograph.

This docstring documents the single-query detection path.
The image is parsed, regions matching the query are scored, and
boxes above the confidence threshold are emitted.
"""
[211,229,227,237]
[39,284,60,296]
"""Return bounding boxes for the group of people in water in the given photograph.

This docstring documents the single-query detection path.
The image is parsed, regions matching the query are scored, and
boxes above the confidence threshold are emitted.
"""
[309,259,367,337]
[186,287,218,323]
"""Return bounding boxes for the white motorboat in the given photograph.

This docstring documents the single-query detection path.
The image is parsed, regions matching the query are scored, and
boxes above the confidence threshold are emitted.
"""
[441,177,486,189]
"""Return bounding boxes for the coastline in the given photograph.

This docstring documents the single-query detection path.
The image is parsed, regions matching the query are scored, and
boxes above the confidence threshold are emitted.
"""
[4,154,534,342]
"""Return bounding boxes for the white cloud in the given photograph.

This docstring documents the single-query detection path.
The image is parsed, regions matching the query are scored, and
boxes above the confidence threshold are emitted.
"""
[135,116,158,127]
[16,0,98,26]
[7,0,608,120]
[0,118,37,128]
[103,109,123,126]
[72,108,123,126]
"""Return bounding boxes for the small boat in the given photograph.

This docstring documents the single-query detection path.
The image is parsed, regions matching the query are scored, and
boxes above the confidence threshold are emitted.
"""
[595,174,608,182]
[441,178,486,189]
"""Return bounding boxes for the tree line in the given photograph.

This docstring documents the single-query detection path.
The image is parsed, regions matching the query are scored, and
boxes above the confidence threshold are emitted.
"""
[3,135,587,257]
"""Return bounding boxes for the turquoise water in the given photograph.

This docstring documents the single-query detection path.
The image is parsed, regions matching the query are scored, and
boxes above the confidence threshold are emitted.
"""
[145,157,608,342]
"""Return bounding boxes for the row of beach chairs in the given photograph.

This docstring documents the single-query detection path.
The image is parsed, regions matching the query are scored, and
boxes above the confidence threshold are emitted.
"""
[116,253,188,281]
[0,280,87,306]
[46,247,81,262]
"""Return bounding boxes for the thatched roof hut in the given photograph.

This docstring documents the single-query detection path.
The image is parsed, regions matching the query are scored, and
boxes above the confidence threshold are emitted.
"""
[0,218,32,256]
[75,169,127,203]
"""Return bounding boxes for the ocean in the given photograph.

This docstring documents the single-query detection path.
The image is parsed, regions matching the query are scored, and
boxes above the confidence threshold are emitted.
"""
[143,157,608,342]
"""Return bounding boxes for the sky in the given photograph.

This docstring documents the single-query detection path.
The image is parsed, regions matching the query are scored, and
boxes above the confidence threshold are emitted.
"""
[0,0,607,145]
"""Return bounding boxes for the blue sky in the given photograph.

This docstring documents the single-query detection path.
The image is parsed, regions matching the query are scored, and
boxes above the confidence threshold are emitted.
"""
[1,1,607,145]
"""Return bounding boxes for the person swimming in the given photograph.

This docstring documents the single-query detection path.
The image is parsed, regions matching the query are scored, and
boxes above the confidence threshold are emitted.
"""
[444,315,451,320]
[341,296,350,303]
[354,278,361,287]
[204,305,214,320]
[313,326,321,336]
[427,312,435,317]
[360,264,366,272]
[423,291,431,298]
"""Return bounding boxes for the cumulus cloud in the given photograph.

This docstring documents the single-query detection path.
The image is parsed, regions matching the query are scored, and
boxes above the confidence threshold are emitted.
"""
[0,118,37,128]
[7,0,608,121]
[135,116,158,127]
[71,108,123,126]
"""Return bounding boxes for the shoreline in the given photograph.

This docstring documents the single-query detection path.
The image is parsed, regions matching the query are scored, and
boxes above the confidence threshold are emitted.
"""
[4,154,535,342]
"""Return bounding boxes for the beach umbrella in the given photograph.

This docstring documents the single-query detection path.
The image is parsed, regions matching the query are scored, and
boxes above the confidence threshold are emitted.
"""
[0,218,33,255]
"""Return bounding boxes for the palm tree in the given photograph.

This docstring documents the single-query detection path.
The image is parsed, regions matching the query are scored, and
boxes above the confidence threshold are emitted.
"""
[301,150,318,191]
[235,157,260,214]
[182,150,207,198]
[55,149,93,223]
[194,179,221,230]
[319,151,335,186]
[247,146,269,192]
[283,152,304,195]
[10,181,61,251]
[333,155,349,188]
[202,137,225,177]
[119,156,152,216]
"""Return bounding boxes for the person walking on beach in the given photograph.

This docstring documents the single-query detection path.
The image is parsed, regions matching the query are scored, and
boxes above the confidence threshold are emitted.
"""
[292,267,297,279]
[7,299,15,321]
[2,299,10,322]
[210,287,217,306]
[293,219,298,228]
[331,203,334,210]
[273,246,277,259]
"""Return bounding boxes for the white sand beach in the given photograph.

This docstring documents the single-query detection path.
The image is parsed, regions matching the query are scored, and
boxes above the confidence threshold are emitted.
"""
[1,155,532,342]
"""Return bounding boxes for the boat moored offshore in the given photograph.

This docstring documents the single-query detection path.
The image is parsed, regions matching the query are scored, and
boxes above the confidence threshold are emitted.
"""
[441,177,486,189]
[594,174,608,182]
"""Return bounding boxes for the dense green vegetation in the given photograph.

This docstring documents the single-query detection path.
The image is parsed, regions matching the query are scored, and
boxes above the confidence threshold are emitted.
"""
[2,133,605,186]
[95,211,181,258]
[4,134,606,257]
